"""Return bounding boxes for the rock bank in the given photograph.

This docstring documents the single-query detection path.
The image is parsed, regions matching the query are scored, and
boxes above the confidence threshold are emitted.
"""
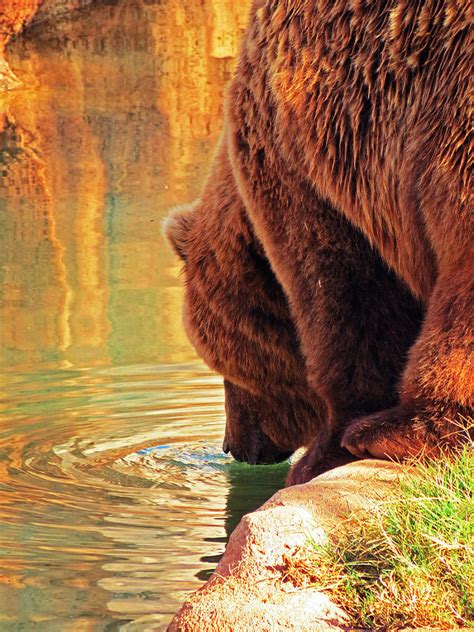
[168,460,404,632]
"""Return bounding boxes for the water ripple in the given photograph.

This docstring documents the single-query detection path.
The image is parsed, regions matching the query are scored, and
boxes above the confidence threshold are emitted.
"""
[0,361,288,629]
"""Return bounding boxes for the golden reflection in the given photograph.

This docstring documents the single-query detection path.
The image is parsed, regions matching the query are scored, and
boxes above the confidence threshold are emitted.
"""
[1,0,251,369]
[151,0,248,191]
[0,110,70,364]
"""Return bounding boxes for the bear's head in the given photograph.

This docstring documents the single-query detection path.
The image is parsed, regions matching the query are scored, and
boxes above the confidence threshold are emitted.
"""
[164,161,325,467]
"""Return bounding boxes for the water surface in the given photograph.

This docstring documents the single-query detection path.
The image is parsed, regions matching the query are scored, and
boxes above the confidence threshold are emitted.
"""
[0,2,288,629]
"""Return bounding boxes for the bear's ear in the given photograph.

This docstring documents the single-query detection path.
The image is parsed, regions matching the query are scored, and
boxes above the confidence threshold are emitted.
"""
[163,204,195,261]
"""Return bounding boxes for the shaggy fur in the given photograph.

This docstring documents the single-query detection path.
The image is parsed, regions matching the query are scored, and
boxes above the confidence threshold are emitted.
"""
[166,0,473,484]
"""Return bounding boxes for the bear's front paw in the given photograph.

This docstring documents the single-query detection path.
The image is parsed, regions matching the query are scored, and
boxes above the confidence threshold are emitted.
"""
[341,405,427,461]
[286,445,356,486]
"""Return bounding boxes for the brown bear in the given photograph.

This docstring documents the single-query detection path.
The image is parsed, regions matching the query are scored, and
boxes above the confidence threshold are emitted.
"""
[165,0,473,485]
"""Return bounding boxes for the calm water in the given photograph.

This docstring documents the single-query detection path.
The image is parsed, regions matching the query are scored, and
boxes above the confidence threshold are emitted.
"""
[0,2,289,629]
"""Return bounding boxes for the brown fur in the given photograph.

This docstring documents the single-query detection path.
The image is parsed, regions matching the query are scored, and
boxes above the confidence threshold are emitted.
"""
[166,0,473,484]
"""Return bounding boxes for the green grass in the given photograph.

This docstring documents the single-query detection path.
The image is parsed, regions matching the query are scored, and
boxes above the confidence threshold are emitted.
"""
[284,444,474,630]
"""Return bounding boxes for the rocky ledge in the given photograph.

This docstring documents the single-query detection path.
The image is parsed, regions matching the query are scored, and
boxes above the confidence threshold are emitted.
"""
[168,460,404,632]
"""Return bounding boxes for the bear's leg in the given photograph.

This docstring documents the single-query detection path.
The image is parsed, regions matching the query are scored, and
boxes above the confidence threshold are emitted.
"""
[342,256,473,460]
[228,149,423,484]
[254,196,423,484]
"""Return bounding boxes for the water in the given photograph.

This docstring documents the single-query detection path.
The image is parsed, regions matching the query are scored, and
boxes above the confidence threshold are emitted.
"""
[0,2,289,629]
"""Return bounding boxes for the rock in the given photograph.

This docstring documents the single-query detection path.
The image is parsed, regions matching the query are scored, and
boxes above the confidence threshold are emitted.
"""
[168,460,404,631]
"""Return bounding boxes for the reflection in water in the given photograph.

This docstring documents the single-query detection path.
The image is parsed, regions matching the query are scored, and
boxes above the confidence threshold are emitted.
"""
[0,2,289,630]
[1,0,246,369]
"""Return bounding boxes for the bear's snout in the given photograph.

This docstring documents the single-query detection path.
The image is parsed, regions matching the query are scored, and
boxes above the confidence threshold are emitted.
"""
[223,425,292,466]
[223,380,293,465]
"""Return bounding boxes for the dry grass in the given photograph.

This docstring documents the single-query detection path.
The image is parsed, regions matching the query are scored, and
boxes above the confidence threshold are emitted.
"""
[283,432,474,630]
